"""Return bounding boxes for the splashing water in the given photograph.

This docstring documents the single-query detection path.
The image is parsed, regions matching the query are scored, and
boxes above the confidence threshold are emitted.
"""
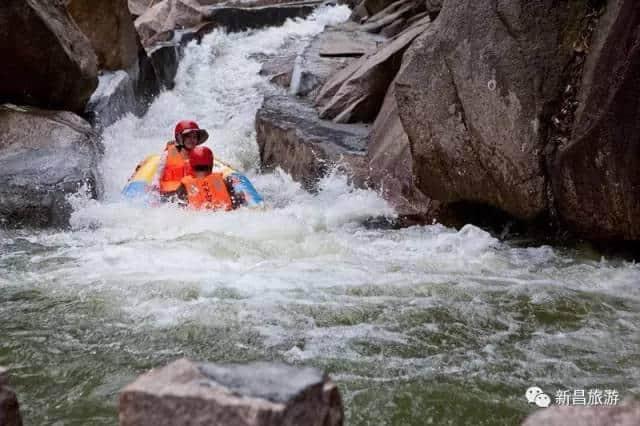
[1,6,639,425]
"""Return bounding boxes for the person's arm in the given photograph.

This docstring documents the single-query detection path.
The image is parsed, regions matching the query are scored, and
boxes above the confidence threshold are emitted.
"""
[150,149,168,191]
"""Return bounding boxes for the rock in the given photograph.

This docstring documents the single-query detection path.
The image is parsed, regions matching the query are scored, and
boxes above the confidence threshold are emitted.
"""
[0,368,23,426]
[119,358,343,426]
[0,104,103,228]
[129,0,152,17]
[84,39,161,128]
[521,399,640,426]
[395,0,585,221]
[360,0,396,17]
[201,2,320,33]
[0,0,98,113]
[67,0,162,126]
[360,0,423,33]
[551,0,640,240]
[67,0,139,70]
[86,71,138,128]
[135,0,319,45]
[368,76,434,216]
[315,18,429,123]
[380,17,406,38]
[135,0,207,45]
[256,94,368,190]
[288,26,384,98]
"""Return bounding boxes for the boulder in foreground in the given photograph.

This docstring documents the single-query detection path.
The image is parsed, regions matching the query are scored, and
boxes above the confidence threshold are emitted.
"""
[119,358,343,426]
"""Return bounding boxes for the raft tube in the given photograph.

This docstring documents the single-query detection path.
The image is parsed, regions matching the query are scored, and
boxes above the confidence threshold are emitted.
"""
[122,154,264,208]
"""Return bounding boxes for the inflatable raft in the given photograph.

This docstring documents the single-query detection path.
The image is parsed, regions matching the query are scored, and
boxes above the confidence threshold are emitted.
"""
[121,154,264,208]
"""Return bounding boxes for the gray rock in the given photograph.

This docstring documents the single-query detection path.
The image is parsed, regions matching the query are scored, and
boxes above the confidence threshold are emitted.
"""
[315,18,429,123]
[135,0,207,45]
[86,71,137,129]
[551,0,640,240]
[360,0,422,33]
[0,0,98,113]
[368,76,434,216]
[521,399,640,426]
[0,104,103,228]
[287,26,384,98]
[67,0,139,71]
[0,368,23,426]
[129,0,152,17]
[395,0,584,220]
[119,358,343,426]
[256,94,368,191]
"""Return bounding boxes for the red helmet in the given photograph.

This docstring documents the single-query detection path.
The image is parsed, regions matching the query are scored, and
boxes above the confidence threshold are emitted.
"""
[174,120,209,146]
[189,146,214,168]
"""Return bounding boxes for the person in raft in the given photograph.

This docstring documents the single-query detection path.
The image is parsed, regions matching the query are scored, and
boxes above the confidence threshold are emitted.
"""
[150,120,209,198]
[175,146,235,211]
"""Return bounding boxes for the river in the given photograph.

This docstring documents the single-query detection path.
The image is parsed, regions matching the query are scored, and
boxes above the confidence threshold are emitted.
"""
[1,5,639,425]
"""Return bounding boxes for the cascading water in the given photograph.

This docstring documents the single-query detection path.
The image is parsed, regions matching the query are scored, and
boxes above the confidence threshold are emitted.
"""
[1,5,639,425]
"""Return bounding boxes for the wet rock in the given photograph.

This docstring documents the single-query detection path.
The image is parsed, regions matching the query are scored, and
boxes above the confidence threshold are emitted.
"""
[135,0,320,45]
[521,399,640,426]
[360,0,422,34]
[67,0,139,70]
[201,1,320,33]
[380,17,405,38]
[85,43,161,128]
[86,71,137,128]
[0,0,98,113]
[395,0,585,221]
[368,76,434,216]
[66,0,161,127]
[551,0,640,240]
[359,0,396,17]
[129,0,152,17]
[256,94,368,190]
[315,17,429,123]
[135,0,207,45]
[119,358,343,426]
[288,26,384,98]
[0,368,23,426]
[0,104,103,228]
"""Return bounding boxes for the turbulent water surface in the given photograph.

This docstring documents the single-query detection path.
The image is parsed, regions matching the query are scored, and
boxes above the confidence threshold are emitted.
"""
[1,6,639,425]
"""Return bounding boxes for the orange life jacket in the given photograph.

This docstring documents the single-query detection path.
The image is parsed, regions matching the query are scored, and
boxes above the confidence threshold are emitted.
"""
[181,174,233,211]
[159,142,193,193]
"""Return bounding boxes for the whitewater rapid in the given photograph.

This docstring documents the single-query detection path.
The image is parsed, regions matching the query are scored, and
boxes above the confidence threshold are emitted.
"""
[1,5,639,425]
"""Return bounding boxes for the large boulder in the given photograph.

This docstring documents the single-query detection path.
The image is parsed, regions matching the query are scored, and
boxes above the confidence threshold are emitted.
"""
[395,0,586,221]
[67,0,139,70]
[521,399,640,426]
[367,76,433,216]
[315,16,429,123]
[0,104,103,228]
[0,0,98,113]
[135,0,207,45]
[551,0,640,240]
[257,95,368,191]
[119,358,343,426]
[0,368,23,426]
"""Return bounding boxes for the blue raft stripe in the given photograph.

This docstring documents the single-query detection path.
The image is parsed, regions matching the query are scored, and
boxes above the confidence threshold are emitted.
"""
[121,181,147,198]
[228,173,264,207]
